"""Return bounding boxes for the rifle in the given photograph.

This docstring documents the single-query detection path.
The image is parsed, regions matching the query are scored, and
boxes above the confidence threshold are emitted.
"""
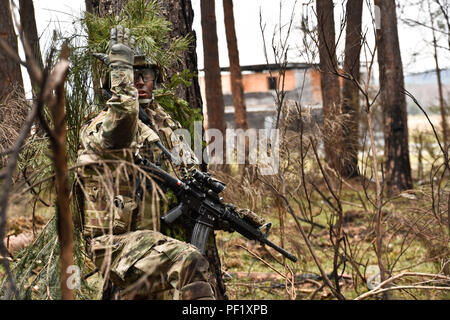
[136,157,297,262]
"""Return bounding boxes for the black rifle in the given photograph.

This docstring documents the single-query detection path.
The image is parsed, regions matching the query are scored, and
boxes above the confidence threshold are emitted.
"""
[136,157,297,262]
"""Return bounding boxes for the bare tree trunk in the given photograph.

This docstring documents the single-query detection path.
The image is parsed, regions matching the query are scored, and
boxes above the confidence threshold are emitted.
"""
[223,0,247,131]
[160,0,203,113]
[84,0,93,14]
[85,0,127,17]
[342,0,363,178]
[159,0,207,173]
[316,0,344,175]
[0,0,24,99]
[19,0,43,71]
[200,0,226,167]
[19,0,45,135]
[428,1,449,152]
[223,0,249,177]
[160,0,226,299]
[375,0,413,194]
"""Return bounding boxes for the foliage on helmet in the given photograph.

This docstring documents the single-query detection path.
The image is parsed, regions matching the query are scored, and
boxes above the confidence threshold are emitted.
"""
[84,0,191,86]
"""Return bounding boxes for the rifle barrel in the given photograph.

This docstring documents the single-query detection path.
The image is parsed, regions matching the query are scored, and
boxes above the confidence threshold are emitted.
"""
[260,238,298,262]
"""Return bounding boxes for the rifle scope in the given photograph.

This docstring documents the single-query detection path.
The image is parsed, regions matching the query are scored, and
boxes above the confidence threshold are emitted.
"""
[191,170,226,194]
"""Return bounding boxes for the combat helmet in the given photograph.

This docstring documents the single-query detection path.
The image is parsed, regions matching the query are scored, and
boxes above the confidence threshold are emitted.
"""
[133,50,162,84]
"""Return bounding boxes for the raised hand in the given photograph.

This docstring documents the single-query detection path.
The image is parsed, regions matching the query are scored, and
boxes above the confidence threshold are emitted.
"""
[92,25,136,69]
[109,25,135,68]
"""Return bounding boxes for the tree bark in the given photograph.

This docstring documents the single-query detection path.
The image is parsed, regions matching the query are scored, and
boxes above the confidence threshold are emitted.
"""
[160,0,203,112]
[316,0,344,175]
[341,0,363,178]
[200,0,226,166]
[375,0,413,194]
[19,0,45,135]
[85,0,127,17]
[159,0,207,173]
[19,0,43,71]
[223,0,250,176]
[0,0,24,99]
[223,0,247,131]
[160,0,226,299]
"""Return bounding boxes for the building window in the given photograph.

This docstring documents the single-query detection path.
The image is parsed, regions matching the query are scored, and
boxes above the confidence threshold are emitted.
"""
[268,76,277,90]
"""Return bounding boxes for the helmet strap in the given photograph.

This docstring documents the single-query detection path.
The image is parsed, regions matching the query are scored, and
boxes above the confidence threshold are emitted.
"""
[138,92,154,105]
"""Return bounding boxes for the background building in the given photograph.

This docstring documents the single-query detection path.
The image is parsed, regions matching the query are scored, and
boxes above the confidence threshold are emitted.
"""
[199,63,322,130]
[199,64,450,130]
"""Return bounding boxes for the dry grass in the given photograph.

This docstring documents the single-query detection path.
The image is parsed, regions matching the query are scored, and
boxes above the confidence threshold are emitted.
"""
[0,86,29,166]
[408,114,444,131]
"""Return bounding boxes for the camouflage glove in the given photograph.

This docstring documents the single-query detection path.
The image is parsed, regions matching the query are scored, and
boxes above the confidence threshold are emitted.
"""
[92,25,135,68]
[108,25,135,69]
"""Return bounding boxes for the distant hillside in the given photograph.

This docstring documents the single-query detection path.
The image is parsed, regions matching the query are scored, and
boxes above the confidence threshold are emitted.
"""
[404,68,450,114]
[405,68,450,84]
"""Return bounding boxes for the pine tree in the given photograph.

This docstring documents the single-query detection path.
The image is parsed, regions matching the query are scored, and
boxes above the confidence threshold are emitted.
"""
[341,0,363,178]
[223,0,247,131]
[200,0,227,167]
[375,0,413,194]
[316,0,344,175]
[0,0,24,98]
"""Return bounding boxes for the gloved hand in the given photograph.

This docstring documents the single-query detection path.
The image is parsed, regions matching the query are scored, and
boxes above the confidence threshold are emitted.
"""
[226,204,266,228]
[93,25,137,91]
[236,208,266,228]
[109,25,135,68]
[92,25,135,69]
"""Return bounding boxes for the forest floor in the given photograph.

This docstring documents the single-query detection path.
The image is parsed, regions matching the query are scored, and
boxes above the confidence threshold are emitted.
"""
[1,170,448,300]
[0,117,449,300]
[214,176,450,300]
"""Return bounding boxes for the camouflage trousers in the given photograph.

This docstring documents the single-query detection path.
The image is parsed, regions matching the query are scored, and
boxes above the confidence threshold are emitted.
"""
[90,230,216,300]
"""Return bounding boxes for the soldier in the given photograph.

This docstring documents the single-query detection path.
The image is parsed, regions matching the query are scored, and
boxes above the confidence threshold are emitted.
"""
[74,25,215,300]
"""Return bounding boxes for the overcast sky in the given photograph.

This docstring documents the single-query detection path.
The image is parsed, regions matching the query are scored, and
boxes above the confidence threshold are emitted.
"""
[13,0,450,96]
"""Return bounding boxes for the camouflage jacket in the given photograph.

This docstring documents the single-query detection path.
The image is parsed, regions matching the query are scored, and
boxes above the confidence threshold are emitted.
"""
[75,67,197,238]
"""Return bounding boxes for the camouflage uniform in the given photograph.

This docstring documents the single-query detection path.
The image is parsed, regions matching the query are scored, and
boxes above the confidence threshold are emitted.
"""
[75,58,215,300]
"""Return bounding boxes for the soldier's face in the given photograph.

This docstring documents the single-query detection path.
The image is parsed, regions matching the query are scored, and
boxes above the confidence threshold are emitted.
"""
[134,68,155,100]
